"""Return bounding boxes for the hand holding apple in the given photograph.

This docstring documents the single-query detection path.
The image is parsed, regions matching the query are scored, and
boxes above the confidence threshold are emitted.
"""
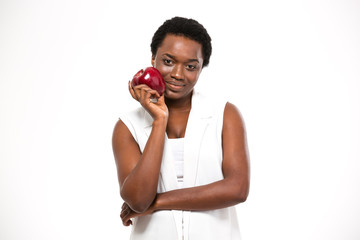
[128,75,169,121]
[131,67,166,96]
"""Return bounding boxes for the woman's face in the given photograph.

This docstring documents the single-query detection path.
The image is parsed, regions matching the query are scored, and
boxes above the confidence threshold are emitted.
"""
[152,34,204,100]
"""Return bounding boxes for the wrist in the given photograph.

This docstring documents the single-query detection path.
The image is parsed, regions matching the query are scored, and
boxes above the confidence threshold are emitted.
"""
[151,194,161,212]
[153,117,168,128]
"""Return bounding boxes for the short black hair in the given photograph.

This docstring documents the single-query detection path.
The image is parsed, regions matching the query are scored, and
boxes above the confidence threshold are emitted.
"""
[150,16,212,68]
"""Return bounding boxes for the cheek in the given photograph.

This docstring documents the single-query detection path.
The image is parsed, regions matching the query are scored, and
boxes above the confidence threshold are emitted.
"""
[156,62,172,76]
[186,71,200,84]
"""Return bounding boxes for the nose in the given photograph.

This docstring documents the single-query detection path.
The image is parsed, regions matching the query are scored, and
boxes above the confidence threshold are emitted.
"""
[170,64,184,81]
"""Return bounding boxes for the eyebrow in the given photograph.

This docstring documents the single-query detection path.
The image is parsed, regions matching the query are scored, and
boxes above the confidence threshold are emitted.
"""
[164,53,199,63]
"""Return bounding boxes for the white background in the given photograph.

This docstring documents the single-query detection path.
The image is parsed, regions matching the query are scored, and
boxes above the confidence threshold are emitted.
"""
[1,0,359,239]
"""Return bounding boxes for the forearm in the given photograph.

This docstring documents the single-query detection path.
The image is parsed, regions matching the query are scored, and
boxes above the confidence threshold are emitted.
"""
[120,119,167,212]
[153,176,249,212]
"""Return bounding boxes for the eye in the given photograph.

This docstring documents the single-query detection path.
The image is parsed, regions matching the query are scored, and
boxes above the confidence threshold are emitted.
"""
[186,64,197,71]
[162,58,173,65]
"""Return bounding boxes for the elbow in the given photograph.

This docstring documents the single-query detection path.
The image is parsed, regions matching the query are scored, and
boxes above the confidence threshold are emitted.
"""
[232,182,249,204]
[127,201,149,213]
[234,191,248,203]
[120,189,151,213]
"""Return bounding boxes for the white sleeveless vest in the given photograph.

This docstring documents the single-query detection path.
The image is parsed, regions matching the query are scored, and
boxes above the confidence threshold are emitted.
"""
[120,91,241,240]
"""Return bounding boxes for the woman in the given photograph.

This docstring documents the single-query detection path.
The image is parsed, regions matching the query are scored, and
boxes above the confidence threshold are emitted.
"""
[112,17,250,240]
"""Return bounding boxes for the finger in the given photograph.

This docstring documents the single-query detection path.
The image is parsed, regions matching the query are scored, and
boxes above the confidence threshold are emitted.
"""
[128,81,138,100]
[123,218,132,226]
[120,206,130,218]
[133,84,152,102]
[120,204,129,218]
[120,210,128,222]
[126,219,133,226]
[133,84,152,92]
[120,205,135,225]
[139,87,152,103]
[158,94,165,102]
[145,88,161,99]
[120,209,126,218]
[121,211,132,226]
[141,89,160,104]
[122,212,131,226]
[133,84,150,101]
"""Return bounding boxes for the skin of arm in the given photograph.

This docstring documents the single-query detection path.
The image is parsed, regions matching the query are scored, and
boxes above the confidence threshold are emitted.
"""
[120,102,250,225]
[112,83,168,213]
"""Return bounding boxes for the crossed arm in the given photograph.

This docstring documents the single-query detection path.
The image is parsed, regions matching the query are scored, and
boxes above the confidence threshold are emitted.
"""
[112,85,250,226]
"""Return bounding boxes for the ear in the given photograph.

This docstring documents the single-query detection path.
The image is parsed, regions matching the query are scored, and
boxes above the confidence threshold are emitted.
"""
[151,55,155,67]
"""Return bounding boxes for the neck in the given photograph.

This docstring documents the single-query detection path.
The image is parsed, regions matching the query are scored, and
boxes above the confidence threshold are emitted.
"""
[165,91,193,112]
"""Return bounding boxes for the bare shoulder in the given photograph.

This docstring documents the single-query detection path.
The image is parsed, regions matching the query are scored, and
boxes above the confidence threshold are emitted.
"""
[112,107,144,145]
[223,102,245,132]
[112,119,137,149]
[113,118,132,140]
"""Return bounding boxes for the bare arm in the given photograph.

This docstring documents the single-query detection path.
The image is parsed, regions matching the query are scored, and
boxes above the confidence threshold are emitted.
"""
[112,83,168,213]
[121,102,250,225]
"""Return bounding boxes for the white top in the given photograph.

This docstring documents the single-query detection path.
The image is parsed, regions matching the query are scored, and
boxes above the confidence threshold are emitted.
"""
[167,138,185,188]
[120,91,241,240]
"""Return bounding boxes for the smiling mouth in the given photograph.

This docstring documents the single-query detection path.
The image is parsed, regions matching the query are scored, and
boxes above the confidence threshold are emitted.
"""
[165,81,186,89]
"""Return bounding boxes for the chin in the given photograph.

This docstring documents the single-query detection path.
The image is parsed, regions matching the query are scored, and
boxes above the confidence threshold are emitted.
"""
[164,89,193,100]
[164,90,180,99]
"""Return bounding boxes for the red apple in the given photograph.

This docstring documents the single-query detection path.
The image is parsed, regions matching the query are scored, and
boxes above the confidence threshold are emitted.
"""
[131,67,166,96]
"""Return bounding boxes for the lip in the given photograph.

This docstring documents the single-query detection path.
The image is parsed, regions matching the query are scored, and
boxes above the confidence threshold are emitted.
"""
[165,81,186,90]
